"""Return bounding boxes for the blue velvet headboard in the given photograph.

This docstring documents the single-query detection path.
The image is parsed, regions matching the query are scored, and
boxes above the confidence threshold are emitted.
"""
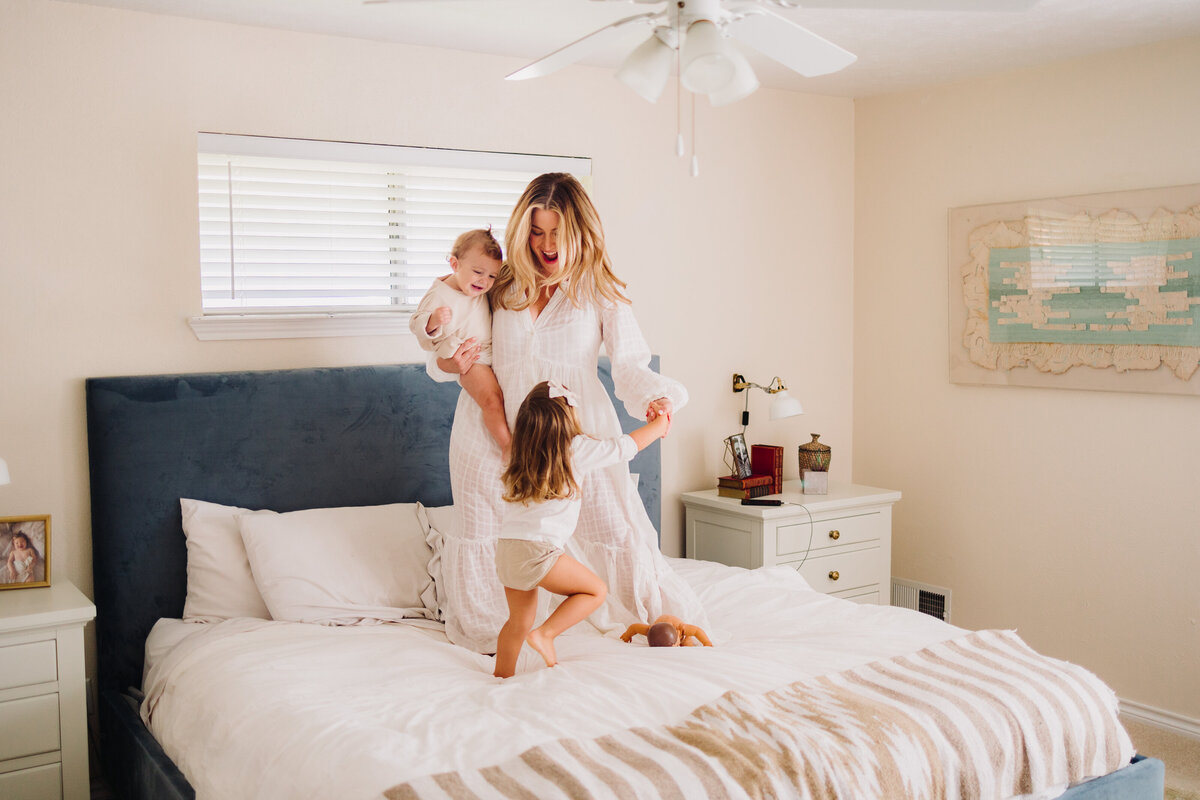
[85,358,660,697]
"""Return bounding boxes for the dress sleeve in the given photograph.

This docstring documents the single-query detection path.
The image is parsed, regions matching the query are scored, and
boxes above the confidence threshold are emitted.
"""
[599,299,688,419]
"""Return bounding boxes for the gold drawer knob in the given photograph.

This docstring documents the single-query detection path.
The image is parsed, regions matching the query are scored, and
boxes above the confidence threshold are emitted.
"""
[829,570,840,581]
[828,529,840,540]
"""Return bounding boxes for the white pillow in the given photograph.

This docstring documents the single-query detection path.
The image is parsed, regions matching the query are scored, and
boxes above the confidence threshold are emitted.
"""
[180,498,273,621]
[238,503,438,625]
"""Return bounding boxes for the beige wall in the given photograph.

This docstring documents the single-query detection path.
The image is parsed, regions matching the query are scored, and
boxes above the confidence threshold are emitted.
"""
[855,37,1200,723]
[0,0,854,671]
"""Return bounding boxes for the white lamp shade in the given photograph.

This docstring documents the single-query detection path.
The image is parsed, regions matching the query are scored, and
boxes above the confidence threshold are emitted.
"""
[680,20,734,95]
[768,391,804,420]
[708,45,759,106]
[616,34,674,103]
[0,457,9,486]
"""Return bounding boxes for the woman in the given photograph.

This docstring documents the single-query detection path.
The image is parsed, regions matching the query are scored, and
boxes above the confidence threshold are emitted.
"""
[431,172,707,654]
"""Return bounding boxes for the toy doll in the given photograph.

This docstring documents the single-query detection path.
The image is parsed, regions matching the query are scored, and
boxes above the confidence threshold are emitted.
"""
[620,614,713,647]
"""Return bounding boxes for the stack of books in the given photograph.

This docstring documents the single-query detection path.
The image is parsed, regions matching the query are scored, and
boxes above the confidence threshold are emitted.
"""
[716,473,774,499]
[750,444,784,495]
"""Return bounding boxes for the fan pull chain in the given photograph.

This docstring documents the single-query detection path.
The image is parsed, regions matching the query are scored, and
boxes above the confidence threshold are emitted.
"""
[675,13,684,158]
[690,94,699,177]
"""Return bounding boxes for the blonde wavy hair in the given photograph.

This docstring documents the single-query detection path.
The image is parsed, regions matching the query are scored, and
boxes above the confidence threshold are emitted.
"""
[501,381,584,504]
[492,173,630,310]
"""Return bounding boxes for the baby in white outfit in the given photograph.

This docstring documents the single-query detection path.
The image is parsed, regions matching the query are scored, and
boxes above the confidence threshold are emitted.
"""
[409,229,510,456]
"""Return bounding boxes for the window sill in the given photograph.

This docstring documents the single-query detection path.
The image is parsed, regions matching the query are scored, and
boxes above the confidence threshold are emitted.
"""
[188,313,411,341]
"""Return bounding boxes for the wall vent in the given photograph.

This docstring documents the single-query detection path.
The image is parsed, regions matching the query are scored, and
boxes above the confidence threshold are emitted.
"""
[891,578,952,623]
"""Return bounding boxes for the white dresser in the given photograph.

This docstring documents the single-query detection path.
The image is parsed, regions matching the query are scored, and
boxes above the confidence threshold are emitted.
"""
[0,580,96,800]
[682,481,900,604]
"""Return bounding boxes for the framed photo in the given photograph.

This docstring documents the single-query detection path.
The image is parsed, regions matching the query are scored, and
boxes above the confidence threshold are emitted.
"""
[723,433,753,479]
[1,515,50,590]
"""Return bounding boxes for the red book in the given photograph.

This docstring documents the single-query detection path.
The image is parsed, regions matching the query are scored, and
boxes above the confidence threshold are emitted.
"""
[751,444,784,494]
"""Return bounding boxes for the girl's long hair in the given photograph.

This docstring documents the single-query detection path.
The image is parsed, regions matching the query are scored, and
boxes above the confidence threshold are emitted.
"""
[491,173,629,311]
[502,381,584,504]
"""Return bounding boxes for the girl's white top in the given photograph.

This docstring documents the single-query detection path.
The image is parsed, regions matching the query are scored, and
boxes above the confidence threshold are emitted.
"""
[500,435,637,549]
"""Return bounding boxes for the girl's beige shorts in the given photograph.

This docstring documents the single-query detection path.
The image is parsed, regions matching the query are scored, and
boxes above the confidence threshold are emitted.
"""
[495,538,563,591]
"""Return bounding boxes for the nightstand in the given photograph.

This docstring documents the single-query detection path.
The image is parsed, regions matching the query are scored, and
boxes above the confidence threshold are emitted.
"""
[0,580,96,800]
[682,481,901,603]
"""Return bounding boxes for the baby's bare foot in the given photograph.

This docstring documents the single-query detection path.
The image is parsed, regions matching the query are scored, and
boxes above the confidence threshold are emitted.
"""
[526,628,557,669]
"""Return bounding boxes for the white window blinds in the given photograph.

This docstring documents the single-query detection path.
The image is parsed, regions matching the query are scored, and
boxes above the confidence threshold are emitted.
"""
[197,133,591,315]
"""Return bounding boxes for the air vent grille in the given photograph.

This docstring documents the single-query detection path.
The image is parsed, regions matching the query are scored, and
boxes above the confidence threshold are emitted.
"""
[892,578,952,623]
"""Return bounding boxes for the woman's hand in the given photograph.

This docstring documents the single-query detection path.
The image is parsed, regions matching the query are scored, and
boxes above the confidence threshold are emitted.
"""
[436,338,481,375]
[645,397,674,421]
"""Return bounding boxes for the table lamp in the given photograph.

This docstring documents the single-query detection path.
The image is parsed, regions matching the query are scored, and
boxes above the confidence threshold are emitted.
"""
[0,456,9,486]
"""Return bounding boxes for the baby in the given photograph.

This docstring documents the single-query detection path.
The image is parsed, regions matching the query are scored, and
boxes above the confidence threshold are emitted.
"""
[409,228,510,456]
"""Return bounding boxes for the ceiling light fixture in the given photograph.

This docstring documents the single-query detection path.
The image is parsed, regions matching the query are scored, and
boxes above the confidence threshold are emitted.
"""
[505,0,857,176]
[615,28,675,103]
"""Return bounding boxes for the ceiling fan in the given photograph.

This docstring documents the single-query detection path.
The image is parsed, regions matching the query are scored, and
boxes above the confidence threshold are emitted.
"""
[370,0,1038,107]
[367,0,1036,174]
[510,0,856,107]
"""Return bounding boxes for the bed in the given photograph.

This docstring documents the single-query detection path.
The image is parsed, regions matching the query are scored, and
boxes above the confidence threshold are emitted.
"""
[85,362,1164,800]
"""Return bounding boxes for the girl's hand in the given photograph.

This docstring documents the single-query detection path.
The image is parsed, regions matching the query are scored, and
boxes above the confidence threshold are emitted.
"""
[436,338,480,375]
[645,397,674,421]
[656,412,672,439]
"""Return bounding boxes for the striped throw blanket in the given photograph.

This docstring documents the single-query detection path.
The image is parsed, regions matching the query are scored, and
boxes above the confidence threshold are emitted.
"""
[387,630,1133,800]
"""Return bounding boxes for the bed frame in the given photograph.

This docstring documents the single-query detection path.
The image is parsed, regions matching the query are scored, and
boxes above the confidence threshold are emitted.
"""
[84,362,1161,800]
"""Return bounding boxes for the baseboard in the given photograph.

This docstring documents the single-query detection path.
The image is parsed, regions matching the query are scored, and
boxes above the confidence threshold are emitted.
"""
[1121,698,1200,740]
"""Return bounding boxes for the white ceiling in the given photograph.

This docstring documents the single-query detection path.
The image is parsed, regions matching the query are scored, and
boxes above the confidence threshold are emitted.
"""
[60,0,1200,97]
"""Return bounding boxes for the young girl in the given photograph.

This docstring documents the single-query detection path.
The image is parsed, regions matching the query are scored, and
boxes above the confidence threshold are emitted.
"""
[493,380,670,678]
[409,228,510,456]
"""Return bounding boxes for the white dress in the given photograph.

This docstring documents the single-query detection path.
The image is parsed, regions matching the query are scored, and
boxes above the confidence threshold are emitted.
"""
[434,286,709,653]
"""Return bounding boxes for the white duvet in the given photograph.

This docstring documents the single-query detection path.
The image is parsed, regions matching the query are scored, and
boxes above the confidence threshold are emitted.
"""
[140,559,1090,800]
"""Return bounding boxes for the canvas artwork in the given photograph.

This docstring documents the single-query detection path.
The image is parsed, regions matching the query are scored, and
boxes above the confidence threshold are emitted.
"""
[948,183,1200,395]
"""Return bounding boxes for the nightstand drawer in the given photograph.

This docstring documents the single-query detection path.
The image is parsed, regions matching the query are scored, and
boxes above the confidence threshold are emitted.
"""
[790,546,883,594]
[0,762,62,798]
[777,511,880,557]
[0,640,58,690]
[0,693,61,761]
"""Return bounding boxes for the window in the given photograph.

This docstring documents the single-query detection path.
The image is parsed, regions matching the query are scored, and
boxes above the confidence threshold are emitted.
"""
[190,133,590,340]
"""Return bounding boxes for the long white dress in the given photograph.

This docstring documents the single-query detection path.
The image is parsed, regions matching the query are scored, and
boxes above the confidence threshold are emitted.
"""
[434,286,709,653]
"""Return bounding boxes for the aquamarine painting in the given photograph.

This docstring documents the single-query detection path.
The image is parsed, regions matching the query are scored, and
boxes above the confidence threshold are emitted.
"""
[987,238,1200,347]
[948,183,1200,395]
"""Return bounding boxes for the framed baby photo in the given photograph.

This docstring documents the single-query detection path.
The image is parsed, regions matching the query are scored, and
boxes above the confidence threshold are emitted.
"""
[723,433,753,479]
[1,515,51,590]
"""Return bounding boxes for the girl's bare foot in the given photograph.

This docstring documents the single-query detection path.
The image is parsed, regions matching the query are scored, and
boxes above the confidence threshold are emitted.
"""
[526,628,557,668]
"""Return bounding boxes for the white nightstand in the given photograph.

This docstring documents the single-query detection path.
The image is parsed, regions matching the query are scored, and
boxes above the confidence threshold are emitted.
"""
[682,481,901,604]
[0,580,96,800]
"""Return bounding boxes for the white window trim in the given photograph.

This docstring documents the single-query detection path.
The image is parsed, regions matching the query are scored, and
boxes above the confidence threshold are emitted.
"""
[188,312,413,341]
[191,133,591,341]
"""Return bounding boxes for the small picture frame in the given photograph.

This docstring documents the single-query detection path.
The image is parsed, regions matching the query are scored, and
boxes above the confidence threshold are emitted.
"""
[1,515,50,590]
[723,433,753,479]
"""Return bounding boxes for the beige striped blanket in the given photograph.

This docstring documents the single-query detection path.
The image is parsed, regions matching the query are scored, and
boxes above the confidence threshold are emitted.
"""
[386,630,1133,800]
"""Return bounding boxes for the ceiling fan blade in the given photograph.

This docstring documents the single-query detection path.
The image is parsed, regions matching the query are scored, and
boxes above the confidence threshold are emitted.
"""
[728,8,856,78]
[774,0,1037,8]
[506,12,660,81]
